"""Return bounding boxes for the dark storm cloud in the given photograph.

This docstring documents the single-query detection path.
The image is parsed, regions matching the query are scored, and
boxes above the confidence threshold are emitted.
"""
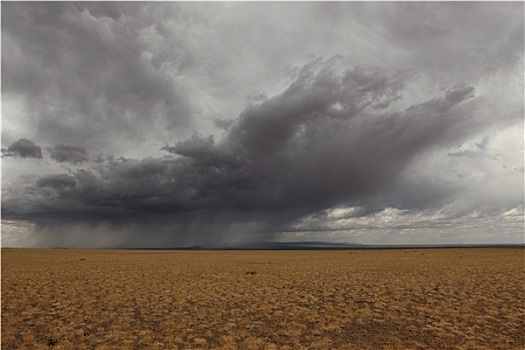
[48,143,89,164]
[2,2,522,247]
[2,138,43,159]
[36,174,77,192]
[2,57,492,246]
[2,2,192,153]
[36,173,75,186]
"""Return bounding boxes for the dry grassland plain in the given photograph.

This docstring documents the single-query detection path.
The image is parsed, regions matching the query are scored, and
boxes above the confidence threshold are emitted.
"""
[2,248,524,350]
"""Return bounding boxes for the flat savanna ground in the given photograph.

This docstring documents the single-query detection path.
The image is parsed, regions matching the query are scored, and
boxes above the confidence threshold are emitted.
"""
[2,248,524,350]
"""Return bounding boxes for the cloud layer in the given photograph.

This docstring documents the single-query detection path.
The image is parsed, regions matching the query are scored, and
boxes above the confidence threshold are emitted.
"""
[2,2,523,247]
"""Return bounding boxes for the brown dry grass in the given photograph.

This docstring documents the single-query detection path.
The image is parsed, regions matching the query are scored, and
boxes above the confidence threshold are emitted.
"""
[1,248,523,350]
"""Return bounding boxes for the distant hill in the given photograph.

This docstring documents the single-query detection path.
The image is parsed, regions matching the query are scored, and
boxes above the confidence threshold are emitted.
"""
[133,242,525,250]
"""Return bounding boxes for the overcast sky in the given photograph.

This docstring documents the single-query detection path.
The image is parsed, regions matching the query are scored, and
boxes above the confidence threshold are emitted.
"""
[2,2,523,248]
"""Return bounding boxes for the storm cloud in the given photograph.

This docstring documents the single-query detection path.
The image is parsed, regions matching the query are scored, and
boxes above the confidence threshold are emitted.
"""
[2,2,192,155]
[2,138,43,159]
[48,143,89,164]
[2,2,523,247]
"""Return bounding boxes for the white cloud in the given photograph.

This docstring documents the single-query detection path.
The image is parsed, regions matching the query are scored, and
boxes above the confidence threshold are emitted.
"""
[286,204,524,245]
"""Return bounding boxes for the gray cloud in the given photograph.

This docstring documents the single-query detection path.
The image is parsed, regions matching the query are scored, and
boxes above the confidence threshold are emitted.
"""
[1,2,523,247]
[2,2,193,154]
[48,143,89,164]
[3,57,507,247]
[367,2,524,77]
[36,174,77,191]
[2,138,43,159]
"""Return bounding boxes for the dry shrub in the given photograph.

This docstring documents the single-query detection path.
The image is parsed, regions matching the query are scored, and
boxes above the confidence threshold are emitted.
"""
[2,248,523,349]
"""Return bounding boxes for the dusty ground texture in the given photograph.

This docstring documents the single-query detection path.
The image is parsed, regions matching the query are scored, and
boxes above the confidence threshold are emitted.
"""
[1,248,524,350]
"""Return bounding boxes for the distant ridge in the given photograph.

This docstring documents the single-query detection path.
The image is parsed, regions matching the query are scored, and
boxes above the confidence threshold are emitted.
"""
[129,242,525,250]
[226,242,525,250]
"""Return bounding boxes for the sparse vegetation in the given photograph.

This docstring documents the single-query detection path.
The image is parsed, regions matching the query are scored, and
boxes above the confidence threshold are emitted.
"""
[2,248,523,349]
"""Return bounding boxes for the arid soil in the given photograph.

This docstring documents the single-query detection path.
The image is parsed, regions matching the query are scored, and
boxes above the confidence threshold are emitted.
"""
[2,248,523,349]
